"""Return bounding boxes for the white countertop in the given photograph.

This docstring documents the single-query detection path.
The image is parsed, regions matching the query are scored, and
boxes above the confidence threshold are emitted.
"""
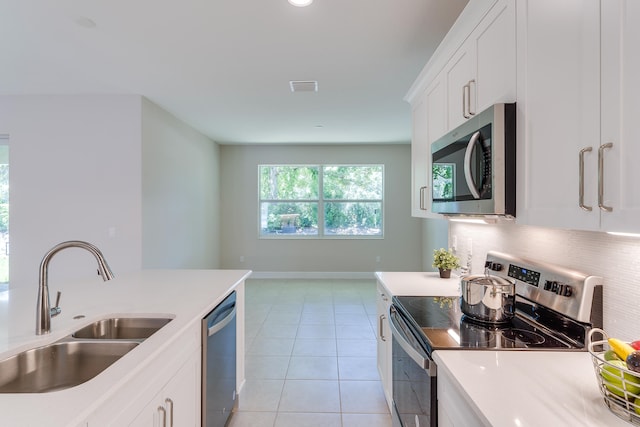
[434,349,630,426]
[0,269,251,426]
[375,271,460,296]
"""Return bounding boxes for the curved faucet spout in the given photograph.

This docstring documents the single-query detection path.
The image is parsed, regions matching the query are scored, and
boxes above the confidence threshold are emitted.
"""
[36,240,115,335]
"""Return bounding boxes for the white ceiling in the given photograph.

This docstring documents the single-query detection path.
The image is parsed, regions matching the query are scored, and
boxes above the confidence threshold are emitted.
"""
[0,0,468,144]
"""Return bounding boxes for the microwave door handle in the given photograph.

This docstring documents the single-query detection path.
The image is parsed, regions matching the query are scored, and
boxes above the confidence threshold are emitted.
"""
[463,131,482,199]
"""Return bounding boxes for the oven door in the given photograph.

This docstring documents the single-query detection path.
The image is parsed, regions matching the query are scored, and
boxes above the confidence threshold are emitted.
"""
[389,305,437,427]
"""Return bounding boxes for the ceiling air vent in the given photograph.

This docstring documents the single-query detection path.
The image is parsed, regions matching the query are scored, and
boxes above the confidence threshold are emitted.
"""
[289,81,318,93]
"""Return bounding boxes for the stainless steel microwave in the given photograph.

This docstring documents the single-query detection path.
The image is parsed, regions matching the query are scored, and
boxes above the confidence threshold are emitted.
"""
[431,103,516,216]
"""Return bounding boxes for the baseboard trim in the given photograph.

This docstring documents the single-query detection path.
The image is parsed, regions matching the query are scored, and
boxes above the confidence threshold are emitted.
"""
[249,271,376,280]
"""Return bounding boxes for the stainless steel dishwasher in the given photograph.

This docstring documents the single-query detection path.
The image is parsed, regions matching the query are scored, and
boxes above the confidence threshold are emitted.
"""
[202,291,236,427]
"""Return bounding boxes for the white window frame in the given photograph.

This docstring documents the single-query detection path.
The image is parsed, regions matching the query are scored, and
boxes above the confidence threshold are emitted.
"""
[258,164,384,239]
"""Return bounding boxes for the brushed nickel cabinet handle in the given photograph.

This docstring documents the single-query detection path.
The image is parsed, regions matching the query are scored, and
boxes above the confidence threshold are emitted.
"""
[579,147,593,211]
[598,143,613,212]
[379,314,386,342]
[463,84,471,119]
[468,80,476,116]
[158,406,167,427]
[165,398,174,427]
[419,186,427,210]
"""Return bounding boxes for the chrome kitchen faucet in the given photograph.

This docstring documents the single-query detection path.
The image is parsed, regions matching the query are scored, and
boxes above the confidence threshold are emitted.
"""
[36,240,115,335]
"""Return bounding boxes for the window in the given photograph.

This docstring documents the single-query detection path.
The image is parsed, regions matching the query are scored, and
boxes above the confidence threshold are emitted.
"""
[259,165,383,238]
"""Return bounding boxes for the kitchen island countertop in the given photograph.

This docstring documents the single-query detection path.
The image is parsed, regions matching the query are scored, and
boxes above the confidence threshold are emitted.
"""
[0,268,251,426]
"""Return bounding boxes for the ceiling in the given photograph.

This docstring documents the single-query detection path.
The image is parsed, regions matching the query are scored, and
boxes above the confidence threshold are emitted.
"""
[0,0,468,145]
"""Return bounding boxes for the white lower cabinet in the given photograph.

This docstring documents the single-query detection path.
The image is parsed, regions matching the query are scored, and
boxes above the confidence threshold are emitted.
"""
[129,350,198,427]
[437,363,485,427]
[376,281,393,411]
[87,325,200,426]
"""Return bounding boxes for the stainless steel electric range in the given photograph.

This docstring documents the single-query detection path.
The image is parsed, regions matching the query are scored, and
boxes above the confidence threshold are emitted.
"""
[388,251,604,427]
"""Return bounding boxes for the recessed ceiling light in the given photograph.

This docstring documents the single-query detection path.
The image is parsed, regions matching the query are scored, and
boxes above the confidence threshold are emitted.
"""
[288,0,313,7]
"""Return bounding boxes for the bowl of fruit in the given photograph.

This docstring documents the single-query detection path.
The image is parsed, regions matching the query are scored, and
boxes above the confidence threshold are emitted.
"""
[589,328,640,424]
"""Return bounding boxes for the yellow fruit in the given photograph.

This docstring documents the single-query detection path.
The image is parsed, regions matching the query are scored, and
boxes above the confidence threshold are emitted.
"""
[609,338,636,360]
[601,360,640,398]
[635,397,640,416]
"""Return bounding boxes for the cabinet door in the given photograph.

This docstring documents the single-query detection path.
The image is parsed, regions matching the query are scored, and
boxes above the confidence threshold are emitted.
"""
[129,351,198,427]
[411,90,437,218]
[426,75,447,145]
[516,0,601,230]
[600,0,640,233]
[376,281,392,411]
[445,45,476,130]
[474,0,516,113]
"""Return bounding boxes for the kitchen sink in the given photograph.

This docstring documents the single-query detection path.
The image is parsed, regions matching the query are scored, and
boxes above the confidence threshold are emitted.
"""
[72,317,173,340]
[0,341,139,393]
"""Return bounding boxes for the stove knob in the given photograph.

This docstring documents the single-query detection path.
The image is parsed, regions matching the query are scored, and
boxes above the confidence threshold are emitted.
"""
[550,281,559,293]
[491,263,503,271]
[556,284,564,295]
[543,280,552,291]
[563,285,573,297]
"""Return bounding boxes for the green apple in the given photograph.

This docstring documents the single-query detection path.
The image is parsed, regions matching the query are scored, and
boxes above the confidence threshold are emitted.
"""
[601,360,640,398]
[605,349,622,361]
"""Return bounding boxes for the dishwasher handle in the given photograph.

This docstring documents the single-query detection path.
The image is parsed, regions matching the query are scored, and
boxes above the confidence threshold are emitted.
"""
[207,305,236,337]
[388,305,436,376]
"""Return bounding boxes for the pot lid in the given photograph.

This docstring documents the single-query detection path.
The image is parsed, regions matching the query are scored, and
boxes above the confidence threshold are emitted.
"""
[461,269,515,288]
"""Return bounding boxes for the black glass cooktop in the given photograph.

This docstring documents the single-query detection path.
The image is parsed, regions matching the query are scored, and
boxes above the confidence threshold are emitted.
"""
[392,295,582,354]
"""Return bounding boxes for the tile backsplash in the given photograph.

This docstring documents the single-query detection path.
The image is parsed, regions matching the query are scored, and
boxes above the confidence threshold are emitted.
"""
[449,221,640,340]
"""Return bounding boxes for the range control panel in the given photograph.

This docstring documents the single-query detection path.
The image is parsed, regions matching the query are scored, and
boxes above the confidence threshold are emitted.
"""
[483,251,603,323]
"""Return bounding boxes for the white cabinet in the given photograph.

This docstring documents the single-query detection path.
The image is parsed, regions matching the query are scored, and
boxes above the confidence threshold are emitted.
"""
[409,0,515,218]
[88,325,201,427]
[516,0,640,233]
[411,83,444,218]
[599,0,640,233]
[516,0,601,230]
[437,362,485,427]
[130,351,198,427]
[376,281,392,411]
[445,0,516,130]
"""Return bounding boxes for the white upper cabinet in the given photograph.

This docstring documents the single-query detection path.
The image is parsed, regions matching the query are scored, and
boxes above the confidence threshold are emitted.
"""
[474,1,516,113]
[408,0,516,218]
[600,0,640,233]
[517,0,640,233]
[445,0,516,131]
[411,77,447,218]
[516,0,601,230]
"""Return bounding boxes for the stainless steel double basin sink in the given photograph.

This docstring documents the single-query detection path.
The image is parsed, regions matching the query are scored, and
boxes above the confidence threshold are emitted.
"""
[0,317,172,393]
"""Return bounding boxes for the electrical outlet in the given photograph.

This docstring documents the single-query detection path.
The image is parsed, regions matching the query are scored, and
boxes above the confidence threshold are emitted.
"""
[240,255,245,263]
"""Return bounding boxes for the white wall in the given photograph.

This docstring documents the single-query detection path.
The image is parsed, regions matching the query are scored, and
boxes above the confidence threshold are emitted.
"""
[0,95,143,288]
[421,217,449,271]
[449,221,640,341]
[0,95,221,289]
[141,99,221,268]
[220,144,423,275]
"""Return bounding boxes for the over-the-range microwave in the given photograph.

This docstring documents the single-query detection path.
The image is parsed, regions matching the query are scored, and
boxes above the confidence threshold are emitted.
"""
[431,103,516,217]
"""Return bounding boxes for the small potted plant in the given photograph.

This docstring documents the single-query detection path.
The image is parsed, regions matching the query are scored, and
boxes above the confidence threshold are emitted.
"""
[433,248,460,278]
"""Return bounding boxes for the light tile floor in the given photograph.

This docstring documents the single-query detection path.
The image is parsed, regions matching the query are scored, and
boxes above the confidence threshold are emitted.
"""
[229,278,392,427]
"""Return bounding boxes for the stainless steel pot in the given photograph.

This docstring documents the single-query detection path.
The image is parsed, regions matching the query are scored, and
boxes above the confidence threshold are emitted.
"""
[460,271,516,323]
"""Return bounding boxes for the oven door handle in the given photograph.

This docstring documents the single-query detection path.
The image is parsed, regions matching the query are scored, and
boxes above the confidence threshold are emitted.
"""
[388,306,436,376]
[463,130,482,199]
